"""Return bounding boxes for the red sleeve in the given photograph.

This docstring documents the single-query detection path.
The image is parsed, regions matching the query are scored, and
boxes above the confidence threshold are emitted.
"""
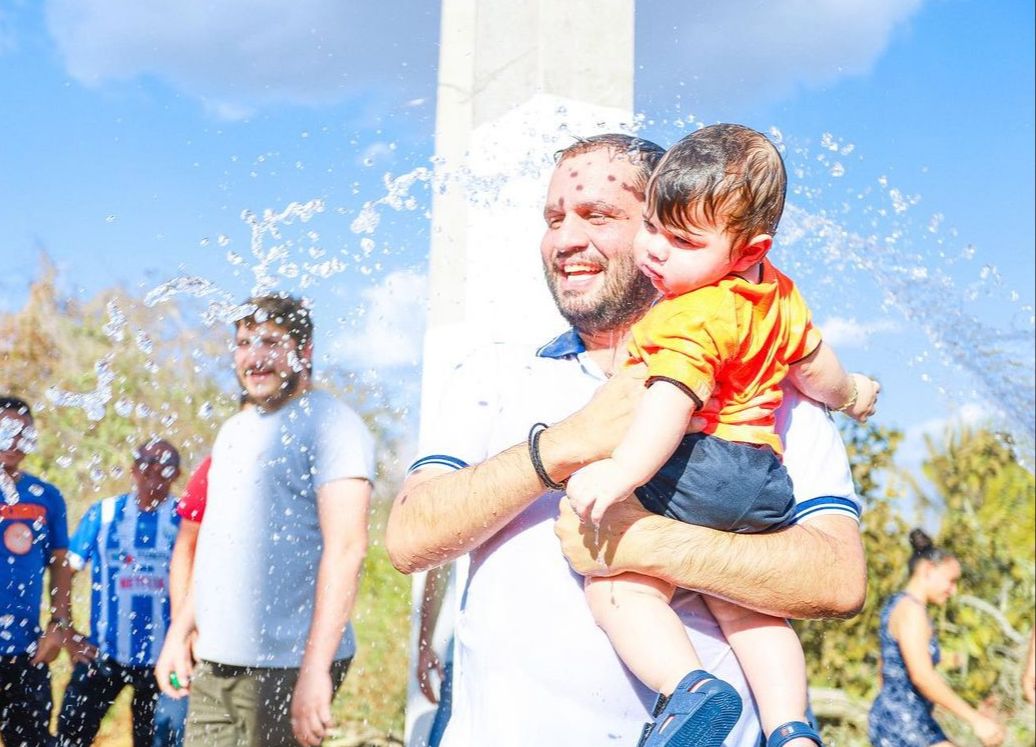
[176,455,211,522]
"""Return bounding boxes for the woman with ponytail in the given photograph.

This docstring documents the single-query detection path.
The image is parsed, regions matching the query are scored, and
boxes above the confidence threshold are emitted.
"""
[868,529,1005,747]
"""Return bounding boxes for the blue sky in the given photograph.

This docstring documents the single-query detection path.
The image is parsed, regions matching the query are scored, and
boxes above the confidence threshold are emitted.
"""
[1,0,1033,480]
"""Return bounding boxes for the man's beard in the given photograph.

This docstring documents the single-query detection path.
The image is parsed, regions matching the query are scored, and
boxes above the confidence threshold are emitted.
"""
[543,253,658,336]
[239,369,303,410]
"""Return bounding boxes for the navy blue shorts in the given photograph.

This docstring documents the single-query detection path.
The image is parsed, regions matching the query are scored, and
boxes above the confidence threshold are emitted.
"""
[634,432,795,533]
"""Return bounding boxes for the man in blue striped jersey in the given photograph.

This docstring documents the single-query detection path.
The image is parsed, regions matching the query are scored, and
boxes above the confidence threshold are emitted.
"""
[57,439,182,747]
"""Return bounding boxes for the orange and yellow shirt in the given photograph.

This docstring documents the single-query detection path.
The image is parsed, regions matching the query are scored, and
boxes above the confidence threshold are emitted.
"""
[626,260,821,454]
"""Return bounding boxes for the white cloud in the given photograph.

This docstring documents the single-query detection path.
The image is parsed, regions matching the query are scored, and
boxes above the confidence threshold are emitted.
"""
[43,1,924,120]
[637,0,925,114]
[43,0,438,117]
[331,270,426,369]
[819,316,899,349]
[897,402,988,468]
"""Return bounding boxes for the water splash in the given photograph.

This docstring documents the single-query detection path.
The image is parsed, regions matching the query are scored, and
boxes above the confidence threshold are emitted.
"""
[779,197,1034,457]
[0,417,22,453]
[46,355,116,421]
[144,276,224,306]
[0,470,17,505]
[144,276,257,326]
[242,198,325,296]
[0,417,36,503]
[350,168,432,236]
[135,331,154,355]
[103,300,127,342]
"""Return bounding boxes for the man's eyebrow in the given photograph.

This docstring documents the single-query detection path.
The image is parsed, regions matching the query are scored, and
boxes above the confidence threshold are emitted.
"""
[575,200,627,216]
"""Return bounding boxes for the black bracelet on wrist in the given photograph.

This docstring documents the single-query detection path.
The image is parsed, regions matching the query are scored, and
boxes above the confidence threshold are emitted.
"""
[528,422,566,491]
[48,616,72,631]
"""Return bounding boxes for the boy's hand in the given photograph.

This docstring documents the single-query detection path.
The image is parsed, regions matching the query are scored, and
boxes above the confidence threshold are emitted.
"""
[843,373,880,422]
[566,458,635,527]
[556,495,661,577]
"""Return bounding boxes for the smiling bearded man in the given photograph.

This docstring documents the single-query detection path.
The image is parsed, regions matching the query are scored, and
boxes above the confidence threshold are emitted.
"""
[155,295,376,747]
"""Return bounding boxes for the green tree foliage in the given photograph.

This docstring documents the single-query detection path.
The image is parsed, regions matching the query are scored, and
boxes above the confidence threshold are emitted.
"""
[800,419,1035,745]
[921,428,1036,714]
[797,420,908,700]
[1,260,235,519]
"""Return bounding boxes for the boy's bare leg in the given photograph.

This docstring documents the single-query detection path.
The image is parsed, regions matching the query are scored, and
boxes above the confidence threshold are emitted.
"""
[585,572,701,695]
[705,595,813,745]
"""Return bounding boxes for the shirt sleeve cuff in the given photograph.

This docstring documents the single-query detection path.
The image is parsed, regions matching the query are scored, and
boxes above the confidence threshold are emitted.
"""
[407,454,469,477]
[792,496,862,525]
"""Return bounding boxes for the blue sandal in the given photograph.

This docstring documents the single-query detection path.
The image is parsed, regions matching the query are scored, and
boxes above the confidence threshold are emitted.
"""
[767,720,823,746]
[638,670,743,747]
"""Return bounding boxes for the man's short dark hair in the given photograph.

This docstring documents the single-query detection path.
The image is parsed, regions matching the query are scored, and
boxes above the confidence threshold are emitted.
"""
[235,295,313,349]
[555,134,666,197]
[134,438,181,470]
[0,396,32,419]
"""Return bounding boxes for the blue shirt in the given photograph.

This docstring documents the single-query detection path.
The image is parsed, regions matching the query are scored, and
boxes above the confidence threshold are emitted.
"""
[0,472,69,655]
[68,493,180,666]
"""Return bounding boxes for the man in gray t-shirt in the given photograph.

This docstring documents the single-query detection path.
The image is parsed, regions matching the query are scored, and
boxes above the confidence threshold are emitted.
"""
[156,295,375,747]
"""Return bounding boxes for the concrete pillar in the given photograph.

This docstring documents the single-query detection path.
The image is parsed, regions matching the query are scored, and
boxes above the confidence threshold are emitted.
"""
[428,0,634,330]
[407,2,636,744]
[422,0,635,425]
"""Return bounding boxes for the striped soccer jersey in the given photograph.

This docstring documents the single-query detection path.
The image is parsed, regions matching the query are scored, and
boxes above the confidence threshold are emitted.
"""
[68,493,180,666]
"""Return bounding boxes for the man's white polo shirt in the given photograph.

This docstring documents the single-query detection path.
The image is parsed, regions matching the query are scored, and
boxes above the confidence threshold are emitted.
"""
[410,330,860,747]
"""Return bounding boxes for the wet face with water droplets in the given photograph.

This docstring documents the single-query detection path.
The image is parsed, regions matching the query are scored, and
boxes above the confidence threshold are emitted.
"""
[0,409,34,474]
[131,440,181,502]
[540,148,658,336]
[234,321,310,410]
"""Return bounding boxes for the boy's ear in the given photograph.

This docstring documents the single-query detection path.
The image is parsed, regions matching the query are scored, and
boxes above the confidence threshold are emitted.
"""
[733,234,772,270]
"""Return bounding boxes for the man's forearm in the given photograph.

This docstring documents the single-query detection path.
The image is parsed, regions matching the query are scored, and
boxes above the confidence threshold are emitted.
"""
[169,520,199,618]
[635,515,865,619]
[387,444,549,574]
[561,500,865,618]
[386,423,597,575]
[387,367,644,575]
[48,550,72,620]
[418,565,450,646]
[167,585,198,639]
[301,548,365,674]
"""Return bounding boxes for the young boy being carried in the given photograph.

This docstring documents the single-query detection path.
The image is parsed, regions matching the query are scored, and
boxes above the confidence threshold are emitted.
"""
[566,124,878,747]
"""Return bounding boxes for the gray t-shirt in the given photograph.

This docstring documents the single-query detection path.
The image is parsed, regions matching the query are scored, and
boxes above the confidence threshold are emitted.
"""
[193,389,375,667]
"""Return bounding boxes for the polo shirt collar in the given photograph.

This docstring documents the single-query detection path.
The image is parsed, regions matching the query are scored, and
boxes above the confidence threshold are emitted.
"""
[536,328,585,359]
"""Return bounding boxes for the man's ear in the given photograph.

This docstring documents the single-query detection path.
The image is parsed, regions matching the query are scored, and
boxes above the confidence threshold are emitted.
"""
[733,234,772,270]
[301,341,315,369]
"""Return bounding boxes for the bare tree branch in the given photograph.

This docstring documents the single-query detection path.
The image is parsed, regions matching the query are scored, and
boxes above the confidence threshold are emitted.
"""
[958,594,1026,645]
